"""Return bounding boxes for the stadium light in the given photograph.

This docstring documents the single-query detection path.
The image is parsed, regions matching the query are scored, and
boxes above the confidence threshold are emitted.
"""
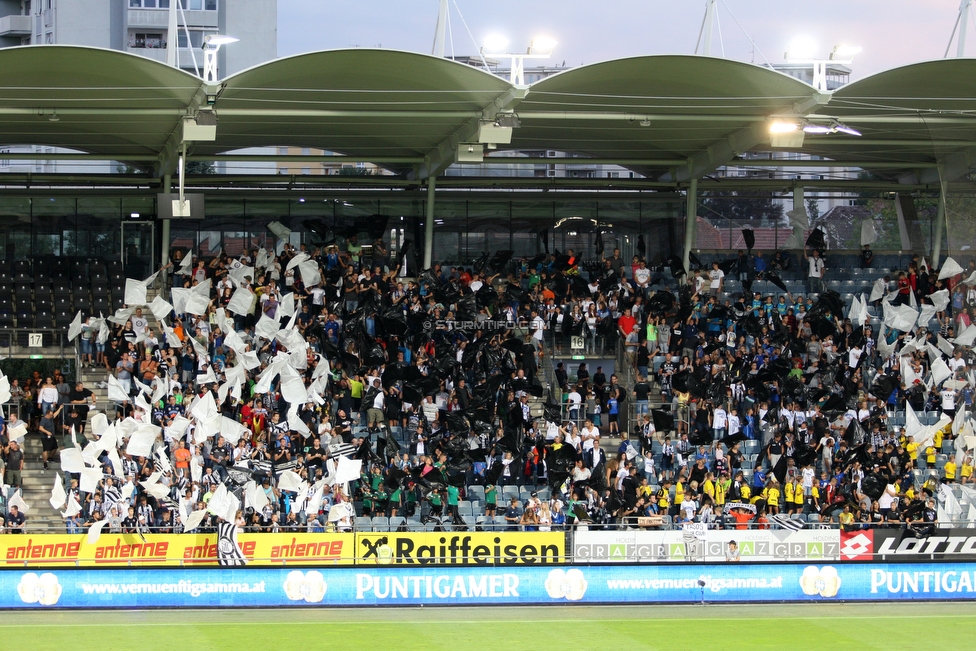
[481,35,557,85]
[203,34,239,83]
[769,120,799,134]
[528,35,557,56]
[785,37,818,61]
[482,34,509,56]
[801,120,863,137]
[785,38,862,91]
[831,44,862,60]
[768,119,803,148]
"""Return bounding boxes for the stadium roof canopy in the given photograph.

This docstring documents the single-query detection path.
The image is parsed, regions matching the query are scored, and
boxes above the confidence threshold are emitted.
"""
[1,45,975,187]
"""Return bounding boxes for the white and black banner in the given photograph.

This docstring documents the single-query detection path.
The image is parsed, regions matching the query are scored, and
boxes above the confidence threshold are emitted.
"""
[216,522,248,567]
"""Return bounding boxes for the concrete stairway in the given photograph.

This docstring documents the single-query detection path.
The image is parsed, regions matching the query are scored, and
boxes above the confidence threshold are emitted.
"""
[18,435,65,532]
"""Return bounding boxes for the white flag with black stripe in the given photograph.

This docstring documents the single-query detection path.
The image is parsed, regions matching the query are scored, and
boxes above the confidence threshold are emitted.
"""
[217,521,248,566]
[770,514,804,531]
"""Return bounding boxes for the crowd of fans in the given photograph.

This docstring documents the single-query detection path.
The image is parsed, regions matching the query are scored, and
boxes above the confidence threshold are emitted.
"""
[0,235,973,537]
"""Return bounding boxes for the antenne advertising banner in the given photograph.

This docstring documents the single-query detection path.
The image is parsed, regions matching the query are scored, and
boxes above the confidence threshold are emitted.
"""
[5,562,976,608]
[573,529,840,563]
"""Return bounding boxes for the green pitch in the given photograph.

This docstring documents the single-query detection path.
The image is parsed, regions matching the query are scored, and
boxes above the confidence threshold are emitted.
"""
[0,603,969,650]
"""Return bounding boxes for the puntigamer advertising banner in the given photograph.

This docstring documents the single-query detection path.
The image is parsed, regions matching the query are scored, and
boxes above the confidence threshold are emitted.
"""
[574,529,840,563]
[1,533,354,567]
[6,562,976,608]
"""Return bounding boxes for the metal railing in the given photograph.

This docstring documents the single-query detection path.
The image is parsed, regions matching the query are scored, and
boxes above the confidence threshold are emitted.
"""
[12,517,974,536]
[0,326,75,360]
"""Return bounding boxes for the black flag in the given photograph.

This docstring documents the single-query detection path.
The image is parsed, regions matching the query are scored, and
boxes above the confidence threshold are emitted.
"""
[742,228,755,251]
[806,228,826,250]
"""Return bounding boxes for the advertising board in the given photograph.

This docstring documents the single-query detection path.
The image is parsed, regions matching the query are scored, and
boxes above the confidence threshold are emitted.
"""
[7,562,976,608]
[355,532,565,566]
[573,529,840,563]
[0,533,354,567]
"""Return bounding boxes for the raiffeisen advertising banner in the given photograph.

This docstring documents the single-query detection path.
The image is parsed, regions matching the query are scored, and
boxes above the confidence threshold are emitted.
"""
[355,532,565,566]
[5,562,976,608]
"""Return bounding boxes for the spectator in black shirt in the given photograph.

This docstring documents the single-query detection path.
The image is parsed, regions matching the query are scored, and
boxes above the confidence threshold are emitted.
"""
[632,376,651,417]
[860,244,874,269]
[7,505,25,533]
[68,382,94,430]
[554,362,569,393]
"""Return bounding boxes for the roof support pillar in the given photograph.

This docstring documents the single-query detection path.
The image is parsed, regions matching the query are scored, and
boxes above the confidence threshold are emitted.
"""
[161,173,172,288]
[682,177,698,275]
[423,177,437,270]
[932,187,946,269]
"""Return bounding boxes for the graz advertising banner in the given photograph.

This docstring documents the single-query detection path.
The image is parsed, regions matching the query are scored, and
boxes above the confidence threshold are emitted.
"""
[573,529,840,563]
[6,562,976,608]
[355,532,565,566]
[840,528,976,562]
[1,533,354,567]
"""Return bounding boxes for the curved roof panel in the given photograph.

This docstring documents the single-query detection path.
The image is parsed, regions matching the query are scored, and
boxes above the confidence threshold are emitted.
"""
[0,46,972,181]
[201,49,513,157]
[510,56,820,166]
[0,45,202,156]
[801,60,976,168]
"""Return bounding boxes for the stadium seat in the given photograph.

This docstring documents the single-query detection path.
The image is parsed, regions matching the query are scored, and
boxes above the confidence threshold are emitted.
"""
[355,516,373,532]
[53,281,71,298]
[35,310,53,328]
[388,516,406,531]
[54,311,72,329]
[371,517,389,532]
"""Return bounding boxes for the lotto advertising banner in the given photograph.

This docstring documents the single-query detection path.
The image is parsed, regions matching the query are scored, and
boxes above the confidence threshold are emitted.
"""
[0,533,354,567]
[840,529,976,562]
[6,562,976,608]
[574,529,840,563]
[355,532,565,566]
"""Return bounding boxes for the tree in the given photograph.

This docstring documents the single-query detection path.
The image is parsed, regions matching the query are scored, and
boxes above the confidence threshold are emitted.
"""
[806,197,821,221]
[699,190,784,224]
[185,161,215,175]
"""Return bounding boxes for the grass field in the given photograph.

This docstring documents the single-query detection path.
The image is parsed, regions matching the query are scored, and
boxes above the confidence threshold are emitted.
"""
[0,603,968,650]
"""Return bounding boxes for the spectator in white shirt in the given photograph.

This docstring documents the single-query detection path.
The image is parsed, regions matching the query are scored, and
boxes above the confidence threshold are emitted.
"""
[708,262,725,295]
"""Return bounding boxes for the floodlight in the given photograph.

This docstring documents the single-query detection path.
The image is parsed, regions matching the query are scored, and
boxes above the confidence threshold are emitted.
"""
[785,37,817,60]
[831,45,862,60]
[528,36,557,55]
[834,124,862,136]
[769,120,799,134]
[802,124,832,134]
[482,34,509,55]
[205,35,239,47]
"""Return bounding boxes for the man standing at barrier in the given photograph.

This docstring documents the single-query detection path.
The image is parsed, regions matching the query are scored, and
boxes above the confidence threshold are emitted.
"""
[4,440,23,489]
